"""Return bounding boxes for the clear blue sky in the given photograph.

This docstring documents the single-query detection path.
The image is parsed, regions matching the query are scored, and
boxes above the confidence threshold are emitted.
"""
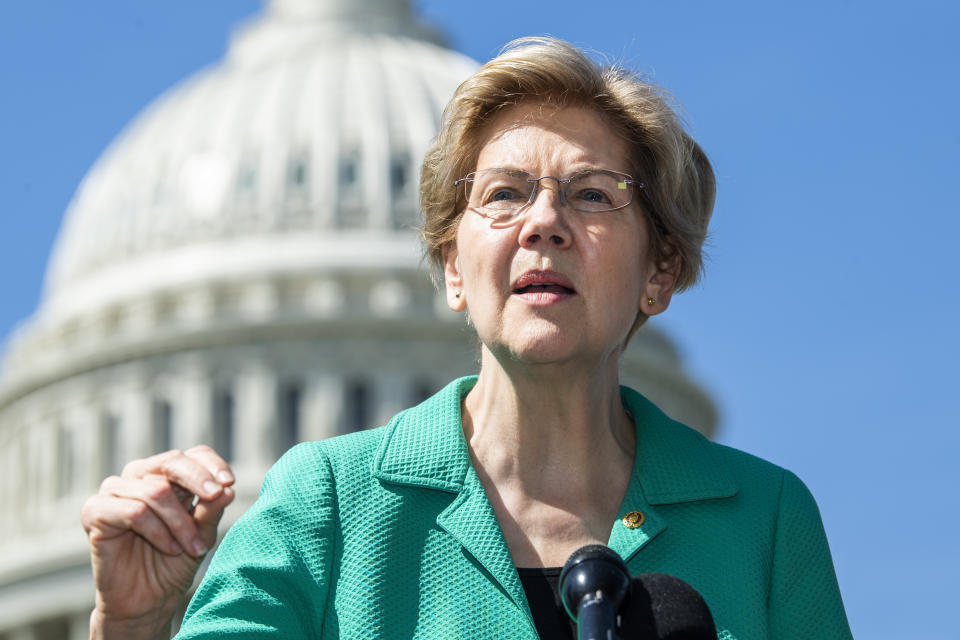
[2,1,958,637]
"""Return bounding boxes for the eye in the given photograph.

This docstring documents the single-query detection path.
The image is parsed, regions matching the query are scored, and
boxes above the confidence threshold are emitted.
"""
[482,187,526,210]
[572,188,612,205]
[490,188,520,202]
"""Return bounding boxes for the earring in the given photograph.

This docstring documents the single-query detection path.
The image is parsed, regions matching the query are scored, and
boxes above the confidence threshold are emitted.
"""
[647,297,656,305]
[455,292,461,299]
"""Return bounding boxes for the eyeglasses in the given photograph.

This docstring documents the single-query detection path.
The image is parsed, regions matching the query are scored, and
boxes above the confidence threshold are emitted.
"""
[454,167,644,225]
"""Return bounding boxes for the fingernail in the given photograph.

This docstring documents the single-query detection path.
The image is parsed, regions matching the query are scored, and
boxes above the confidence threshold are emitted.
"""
[217,470,234,484]
[192,539,208,556]
[202,480,220,496]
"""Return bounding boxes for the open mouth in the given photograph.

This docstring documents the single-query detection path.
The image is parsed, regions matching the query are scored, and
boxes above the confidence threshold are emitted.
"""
[511,271,577,300]
[513,283,576,295]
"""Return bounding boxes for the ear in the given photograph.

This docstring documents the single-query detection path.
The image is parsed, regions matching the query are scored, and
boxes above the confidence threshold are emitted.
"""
[640,251,681,317]
[442,243,467,312]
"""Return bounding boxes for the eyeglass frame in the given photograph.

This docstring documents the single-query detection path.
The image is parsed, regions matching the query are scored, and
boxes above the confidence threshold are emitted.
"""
[453,168,645,222]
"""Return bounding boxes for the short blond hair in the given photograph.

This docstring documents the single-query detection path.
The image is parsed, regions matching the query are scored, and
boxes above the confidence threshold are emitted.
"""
[420,37,715,296]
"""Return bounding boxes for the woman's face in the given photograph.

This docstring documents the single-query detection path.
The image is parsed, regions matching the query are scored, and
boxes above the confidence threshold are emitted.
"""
[443,104,675,367]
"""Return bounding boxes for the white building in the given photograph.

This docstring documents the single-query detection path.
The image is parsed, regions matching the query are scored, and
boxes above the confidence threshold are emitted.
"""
[0,1,716,638]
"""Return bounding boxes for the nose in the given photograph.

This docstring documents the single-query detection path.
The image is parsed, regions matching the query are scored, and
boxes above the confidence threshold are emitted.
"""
[517,180,572,249]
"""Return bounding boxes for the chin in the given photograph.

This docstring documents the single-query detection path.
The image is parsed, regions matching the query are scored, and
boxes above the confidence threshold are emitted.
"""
[496,325,587,365]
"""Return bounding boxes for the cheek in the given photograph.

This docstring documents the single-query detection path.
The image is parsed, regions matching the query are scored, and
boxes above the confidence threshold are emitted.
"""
[594,232,649,302]
[457,224,513,286]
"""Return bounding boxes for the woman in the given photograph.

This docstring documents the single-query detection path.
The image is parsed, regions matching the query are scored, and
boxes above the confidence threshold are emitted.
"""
[83,38,852,639]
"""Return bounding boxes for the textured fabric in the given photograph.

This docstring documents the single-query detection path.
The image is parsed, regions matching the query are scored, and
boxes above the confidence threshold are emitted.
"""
[176,376,852,639]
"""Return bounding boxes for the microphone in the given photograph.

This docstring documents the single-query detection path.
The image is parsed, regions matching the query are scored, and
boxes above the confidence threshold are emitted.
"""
[621,573,716,639]
[559,545,631,640]
[560,545,717,640]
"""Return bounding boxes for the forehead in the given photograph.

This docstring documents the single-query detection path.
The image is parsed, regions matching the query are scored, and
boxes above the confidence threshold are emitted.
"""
[474,104,630,174]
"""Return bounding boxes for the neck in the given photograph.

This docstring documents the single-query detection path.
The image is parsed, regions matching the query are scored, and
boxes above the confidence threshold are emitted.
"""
[462,347,635,501]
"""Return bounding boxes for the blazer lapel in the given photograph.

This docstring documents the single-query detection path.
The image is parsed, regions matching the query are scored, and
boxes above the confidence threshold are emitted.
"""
[372,376,533,620]
[609,387,739,562]
[607,470,668,564]
[435,468,532,619]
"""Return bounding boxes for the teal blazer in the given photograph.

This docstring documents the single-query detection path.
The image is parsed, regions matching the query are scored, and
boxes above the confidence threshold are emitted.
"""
[176,377,852,639]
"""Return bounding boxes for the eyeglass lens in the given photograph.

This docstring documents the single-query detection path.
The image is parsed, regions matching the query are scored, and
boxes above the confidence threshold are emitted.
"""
[461,169,634,219]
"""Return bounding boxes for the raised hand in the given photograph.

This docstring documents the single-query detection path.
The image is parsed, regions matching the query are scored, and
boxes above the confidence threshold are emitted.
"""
[81,445,235,639]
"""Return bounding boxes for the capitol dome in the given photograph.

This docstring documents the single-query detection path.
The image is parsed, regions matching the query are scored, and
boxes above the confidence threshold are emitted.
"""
[43,0,474,325]
[0,2,716,637]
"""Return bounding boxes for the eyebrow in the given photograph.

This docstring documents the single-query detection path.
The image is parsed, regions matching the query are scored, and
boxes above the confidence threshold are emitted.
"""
[565,168,609,181]
[476,167,531,179]
[476,167,613,180]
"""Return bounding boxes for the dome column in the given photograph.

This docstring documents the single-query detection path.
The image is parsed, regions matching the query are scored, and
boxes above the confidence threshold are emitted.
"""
[121,377,155,461]
[31,419,56,526]
[175,360,214,451]
[6,433,28,538]
[0,440,14,537]
[233,363,277,489]
[71,402,100,498]
[301,372,344,442]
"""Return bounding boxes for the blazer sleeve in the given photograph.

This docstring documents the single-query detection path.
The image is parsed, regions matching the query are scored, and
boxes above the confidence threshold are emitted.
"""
[175,443,337,638]
[767,469,852,639]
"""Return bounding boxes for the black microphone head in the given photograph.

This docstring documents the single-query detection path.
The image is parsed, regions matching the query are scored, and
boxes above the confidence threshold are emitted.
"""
[559,544,631,621]
[621,573,716,639]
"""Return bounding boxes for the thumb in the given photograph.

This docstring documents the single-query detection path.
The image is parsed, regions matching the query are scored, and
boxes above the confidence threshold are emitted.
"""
[192,486,235,550]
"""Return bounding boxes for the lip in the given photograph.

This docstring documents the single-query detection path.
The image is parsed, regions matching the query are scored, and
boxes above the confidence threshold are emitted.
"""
[511,270,576,292]
[511,269,577,305]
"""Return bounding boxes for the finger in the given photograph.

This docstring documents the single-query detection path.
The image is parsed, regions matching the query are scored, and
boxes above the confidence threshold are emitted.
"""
[193,486,235,544]
[85,476,126,534]
[193,486,235,526]
[184,444,235,486]
[82,493,184,556]
[102,474,207,557]
[122,450,224,502]
[171,482,195,511]
[120,450,181,479]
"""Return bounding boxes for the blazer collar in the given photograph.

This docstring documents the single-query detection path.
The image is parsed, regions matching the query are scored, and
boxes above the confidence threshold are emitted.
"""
[621,386,738,505]
[372,376,478,492]
[372,376,738,506]
[371,376,739,592]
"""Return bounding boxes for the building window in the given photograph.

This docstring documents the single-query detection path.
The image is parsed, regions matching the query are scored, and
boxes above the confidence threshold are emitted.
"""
[344,379,371,433]
[340,157,357,186]
[290,159,308,186]
[212,388,235,463]
[57,425,75,499]
[101,412,122,477]
[239,165,257,191]
[390,157,407,194]
[410,380,434,406]
[391,153,416,229]
[234,151,259,221]
[339,151,366,229]
[287,152,310,199]
[152,399,173,454]
[277,382,302,455]
[236,152,258,196]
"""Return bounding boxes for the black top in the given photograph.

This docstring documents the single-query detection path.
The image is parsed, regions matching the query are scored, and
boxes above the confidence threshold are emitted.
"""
[517,567,576,640]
